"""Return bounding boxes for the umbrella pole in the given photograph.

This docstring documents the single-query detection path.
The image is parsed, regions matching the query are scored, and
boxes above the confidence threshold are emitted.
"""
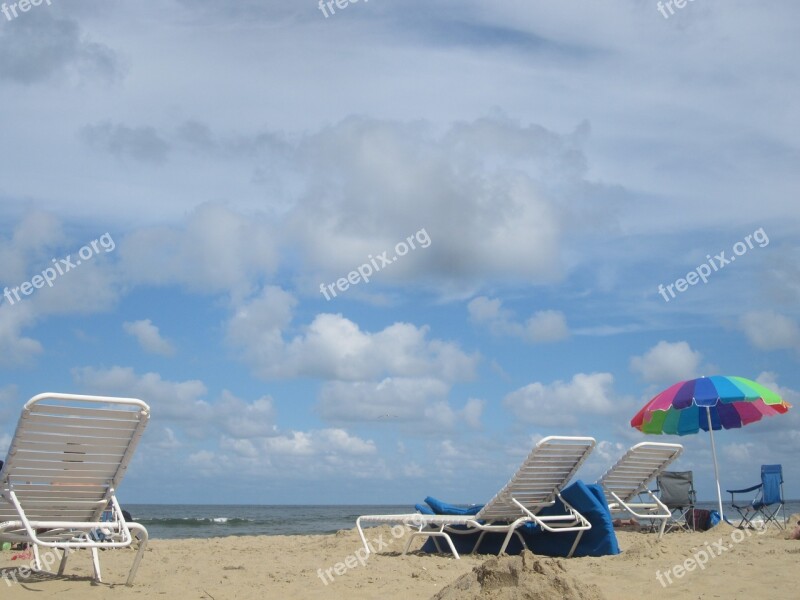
[706,407,724,520]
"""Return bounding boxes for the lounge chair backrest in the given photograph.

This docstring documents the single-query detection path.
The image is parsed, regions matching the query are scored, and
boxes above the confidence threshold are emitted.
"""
[598,442,682,505]
[477,436,595,521]
[0,393,149,524]
[657,470,694,508]
[760,464,783,506]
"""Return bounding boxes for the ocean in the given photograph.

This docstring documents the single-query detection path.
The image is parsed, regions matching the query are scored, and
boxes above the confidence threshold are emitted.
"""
[124,501,800,540]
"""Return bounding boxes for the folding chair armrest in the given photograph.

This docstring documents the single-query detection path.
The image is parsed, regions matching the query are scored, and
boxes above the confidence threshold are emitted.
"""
[727,483,761,495]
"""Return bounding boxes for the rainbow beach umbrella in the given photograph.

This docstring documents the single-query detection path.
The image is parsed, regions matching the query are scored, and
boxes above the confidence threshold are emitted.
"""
[631,375,791,519]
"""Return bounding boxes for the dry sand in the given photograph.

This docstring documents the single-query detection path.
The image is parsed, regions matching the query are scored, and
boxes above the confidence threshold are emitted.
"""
[2,516,799,599]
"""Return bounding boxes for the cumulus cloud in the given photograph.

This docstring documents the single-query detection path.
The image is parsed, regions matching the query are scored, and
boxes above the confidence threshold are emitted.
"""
[467,296,569,343]
[227,287,479,381]
[0,304,42,366]
[72,366,278,440]
[68,365,383,479]
[197,428,381,479]
[630,341,702,383]
[317,377,483,430]
[525,310,570,343]
[755,371,799,405]
[119,203,278,296]
[0,212,120,320]
[504,372,617,425]
[123,319,176,356]
[72,365,211,423]
[739,311,800,353]
[286,116,584,293]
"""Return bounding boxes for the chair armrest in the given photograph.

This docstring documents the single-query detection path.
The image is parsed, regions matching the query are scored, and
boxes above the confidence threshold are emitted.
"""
[726,483,762,494]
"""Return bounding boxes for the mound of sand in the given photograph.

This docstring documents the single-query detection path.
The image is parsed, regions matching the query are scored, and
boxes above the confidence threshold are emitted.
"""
[431,551,606,600]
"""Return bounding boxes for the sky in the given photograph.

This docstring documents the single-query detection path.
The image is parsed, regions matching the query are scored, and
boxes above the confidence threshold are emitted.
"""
[0,0,798,506]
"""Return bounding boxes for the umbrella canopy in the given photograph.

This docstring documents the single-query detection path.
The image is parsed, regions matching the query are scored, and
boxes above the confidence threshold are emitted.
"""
[632,375,791,435]
[631,375,791,519]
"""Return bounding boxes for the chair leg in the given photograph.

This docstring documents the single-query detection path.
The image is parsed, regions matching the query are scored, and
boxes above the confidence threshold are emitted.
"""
[567,530,584,558]
[57,548,69,576]
[470,531,488,554]
[498,529,516,555]
[126,525,149,585]
[657,517,667,539]
[407,528,460,559]
[32,544,42,571]
[90,547,102,582]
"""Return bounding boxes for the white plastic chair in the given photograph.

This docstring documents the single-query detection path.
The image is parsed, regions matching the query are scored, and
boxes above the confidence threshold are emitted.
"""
[357,436,596,559]
[596,442,683,537]
[0,393,150,585]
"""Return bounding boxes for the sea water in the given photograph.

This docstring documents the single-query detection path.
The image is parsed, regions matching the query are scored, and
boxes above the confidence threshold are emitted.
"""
[123,501,800,540]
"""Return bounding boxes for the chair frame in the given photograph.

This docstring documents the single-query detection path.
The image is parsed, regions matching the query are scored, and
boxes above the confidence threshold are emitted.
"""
[356,436,596,559]
[654,470,696,533]
[597,442,683,538]
[727,464,786,530]
[0,393,150,585]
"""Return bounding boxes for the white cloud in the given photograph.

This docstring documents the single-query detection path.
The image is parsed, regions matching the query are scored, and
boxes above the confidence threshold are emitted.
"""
[227,287,479,381]
[0,304,42,367]
[263,429,376,457]
[740,311,800,352]
[72,366,281,441]
[123,319,176,356]
[0,211,65,285]
[504,372,617,425]
[317,377,450,423]
[199,428,382,479]
[0,212,120,360]
[317,377,482,431]
[460,398,485,429]
[286,116,578,294]
[468,296,569,343]
[723,442,755,463]
[68,365,384,480]
[119,203,278,297]
[755,371,799,403]
[630,341,702,383]
[72,366,210,423]
[525,310,570,343]
[153,427,182,450]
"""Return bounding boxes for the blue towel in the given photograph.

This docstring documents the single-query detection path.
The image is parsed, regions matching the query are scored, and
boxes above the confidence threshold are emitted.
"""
[415,503,435,515]
[424,496,483,516]
[420,481,619,557]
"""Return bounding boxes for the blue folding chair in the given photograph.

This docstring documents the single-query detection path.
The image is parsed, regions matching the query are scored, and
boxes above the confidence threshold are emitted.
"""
[726,464,786,530]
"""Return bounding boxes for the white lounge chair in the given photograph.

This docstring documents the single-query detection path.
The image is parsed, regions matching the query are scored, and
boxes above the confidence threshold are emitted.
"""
[596,442,683,537]
[356,436,596,559]
[0,393,150,585]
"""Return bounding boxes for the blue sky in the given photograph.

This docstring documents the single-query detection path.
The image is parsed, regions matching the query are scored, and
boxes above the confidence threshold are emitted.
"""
[1,0,798,505]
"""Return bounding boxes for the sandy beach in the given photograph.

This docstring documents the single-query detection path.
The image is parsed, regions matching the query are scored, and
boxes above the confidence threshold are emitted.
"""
[2,518,798,599]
